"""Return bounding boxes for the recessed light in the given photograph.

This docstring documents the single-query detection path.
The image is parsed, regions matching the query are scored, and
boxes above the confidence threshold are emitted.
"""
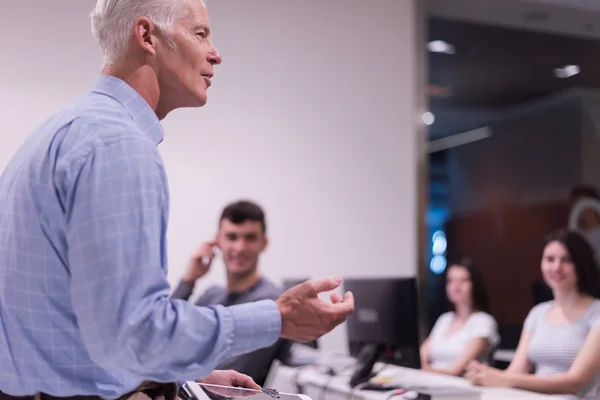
[554,65,580,78]
[422,112,435,126]
[427,127,492,154]
[428,40,456,54]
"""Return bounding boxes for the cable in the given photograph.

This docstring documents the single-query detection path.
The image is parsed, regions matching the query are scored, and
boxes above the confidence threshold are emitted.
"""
[345,382,369,400]
[316,361,358,400]
[291,364,314,394]
[384,389,411,400]
[330,361,356,376]
[318,370,336,400]
[293,358,368,400]
[343,362,398,400]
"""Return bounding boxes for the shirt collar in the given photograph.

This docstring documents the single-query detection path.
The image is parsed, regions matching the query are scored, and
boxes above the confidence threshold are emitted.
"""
[90,75,165,146]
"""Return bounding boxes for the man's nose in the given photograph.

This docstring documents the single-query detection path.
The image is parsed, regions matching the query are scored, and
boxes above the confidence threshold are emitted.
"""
[232,239,246,252]
[207,46,222,65]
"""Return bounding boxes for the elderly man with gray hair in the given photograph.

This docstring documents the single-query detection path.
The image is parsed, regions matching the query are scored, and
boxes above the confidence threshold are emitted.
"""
[0,1,355,400]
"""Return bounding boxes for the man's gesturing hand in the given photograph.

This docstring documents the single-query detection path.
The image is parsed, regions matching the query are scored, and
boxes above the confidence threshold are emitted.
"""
[276,277,354,343]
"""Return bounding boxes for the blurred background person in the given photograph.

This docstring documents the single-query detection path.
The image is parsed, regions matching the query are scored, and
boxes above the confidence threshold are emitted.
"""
[466,230,600,399]
[420,258,499,376]
[172,200,287,386]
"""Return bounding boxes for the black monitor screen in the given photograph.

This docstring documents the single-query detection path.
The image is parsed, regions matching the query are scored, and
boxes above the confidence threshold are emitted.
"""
[344,277,421,370]
[282,278,310,291]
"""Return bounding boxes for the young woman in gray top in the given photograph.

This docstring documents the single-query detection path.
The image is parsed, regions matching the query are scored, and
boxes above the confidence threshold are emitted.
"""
[466,229,600,400]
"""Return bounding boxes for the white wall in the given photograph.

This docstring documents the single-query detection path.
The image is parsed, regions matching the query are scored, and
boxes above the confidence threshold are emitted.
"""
[1,0,424,354]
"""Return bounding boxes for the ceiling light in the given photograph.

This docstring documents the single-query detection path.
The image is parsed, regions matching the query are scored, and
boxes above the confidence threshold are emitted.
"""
[554,65,580,79]
[427,127,492,154]
[422,112,435,126]
[428,40,456,54]
[430,256,447,275]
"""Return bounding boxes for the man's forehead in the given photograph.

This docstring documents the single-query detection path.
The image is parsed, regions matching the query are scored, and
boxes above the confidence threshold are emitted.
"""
[187,0,211,25]
[220,220,263,232]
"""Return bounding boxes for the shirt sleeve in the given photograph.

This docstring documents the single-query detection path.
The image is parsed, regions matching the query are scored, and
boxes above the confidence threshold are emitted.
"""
[523,303,547,334]
[429,312,450,338]
[467,313,500,347]
[589,301,600,327]
[64,137,281,383]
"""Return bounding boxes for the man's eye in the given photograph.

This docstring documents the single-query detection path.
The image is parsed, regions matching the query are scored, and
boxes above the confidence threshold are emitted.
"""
[197,31,206,37]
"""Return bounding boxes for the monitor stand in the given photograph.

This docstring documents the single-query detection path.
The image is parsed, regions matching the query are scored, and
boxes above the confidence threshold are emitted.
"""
[349,344,385,388]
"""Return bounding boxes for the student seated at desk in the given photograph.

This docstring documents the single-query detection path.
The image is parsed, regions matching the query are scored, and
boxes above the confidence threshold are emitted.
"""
[466,230,600,400]
[171,200,287,386]
[420,258,499,376]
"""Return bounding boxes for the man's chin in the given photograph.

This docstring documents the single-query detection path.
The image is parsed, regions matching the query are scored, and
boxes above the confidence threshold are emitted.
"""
[230,269,250,275]
[195,94,207,107]
[228,267,254,276]
[185,96,207,108]
[193,87,208,107]
[178,89,207,108]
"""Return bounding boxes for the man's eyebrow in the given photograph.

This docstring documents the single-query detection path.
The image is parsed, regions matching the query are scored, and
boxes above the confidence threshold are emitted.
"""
[193,23,211,33]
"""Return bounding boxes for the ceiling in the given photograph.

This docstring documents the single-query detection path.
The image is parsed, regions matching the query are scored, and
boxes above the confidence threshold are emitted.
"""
[428,0,600,40]
[524,0,600,13]
[426,0,600,139]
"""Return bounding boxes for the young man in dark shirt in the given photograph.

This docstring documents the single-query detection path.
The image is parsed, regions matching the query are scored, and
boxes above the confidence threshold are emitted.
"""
[171,200,287,385]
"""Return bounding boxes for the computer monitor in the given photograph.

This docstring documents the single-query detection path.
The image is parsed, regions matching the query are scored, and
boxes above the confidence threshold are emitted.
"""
[344,277,421,387]
[282,277,310,290]
[282,278,319,350]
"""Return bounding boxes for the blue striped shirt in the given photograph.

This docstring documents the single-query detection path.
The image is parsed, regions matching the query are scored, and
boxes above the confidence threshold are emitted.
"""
[0,76,281,399]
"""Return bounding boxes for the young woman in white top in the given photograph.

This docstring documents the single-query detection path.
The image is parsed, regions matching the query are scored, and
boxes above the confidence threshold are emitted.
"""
[420,258,500,376]
[466,230,600,400]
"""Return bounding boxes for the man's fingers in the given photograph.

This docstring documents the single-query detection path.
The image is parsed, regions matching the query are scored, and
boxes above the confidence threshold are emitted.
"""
[279,279,355,343]
[232,372,260,389]
[320,292,355,326]
[343,291,354,303]
[324,292,354,313]
[330,292,342,303]
[338,291,354,311]
[245,380,261,390]
[200,255,212,267]
[309,277,343,295]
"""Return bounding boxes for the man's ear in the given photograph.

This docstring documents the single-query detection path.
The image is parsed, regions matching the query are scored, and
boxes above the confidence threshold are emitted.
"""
[214,233,221,249]
[261,235,269,251]
[132,16,158,57]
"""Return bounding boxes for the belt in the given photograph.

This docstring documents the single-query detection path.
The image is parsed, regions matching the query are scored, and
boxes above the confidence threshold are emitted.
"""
[0,382,179,400]
[0,394,99,400]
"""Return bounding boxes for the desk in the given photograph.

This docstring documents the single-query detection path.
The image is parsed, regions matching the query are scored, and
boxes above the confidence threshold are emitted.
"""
[493,349,516,363]
[266,357,552,400]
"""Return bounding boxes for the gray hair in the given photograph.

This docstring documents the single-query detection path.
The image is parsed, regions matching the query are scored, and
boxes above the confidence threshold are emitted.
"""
[90,0,192,66]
